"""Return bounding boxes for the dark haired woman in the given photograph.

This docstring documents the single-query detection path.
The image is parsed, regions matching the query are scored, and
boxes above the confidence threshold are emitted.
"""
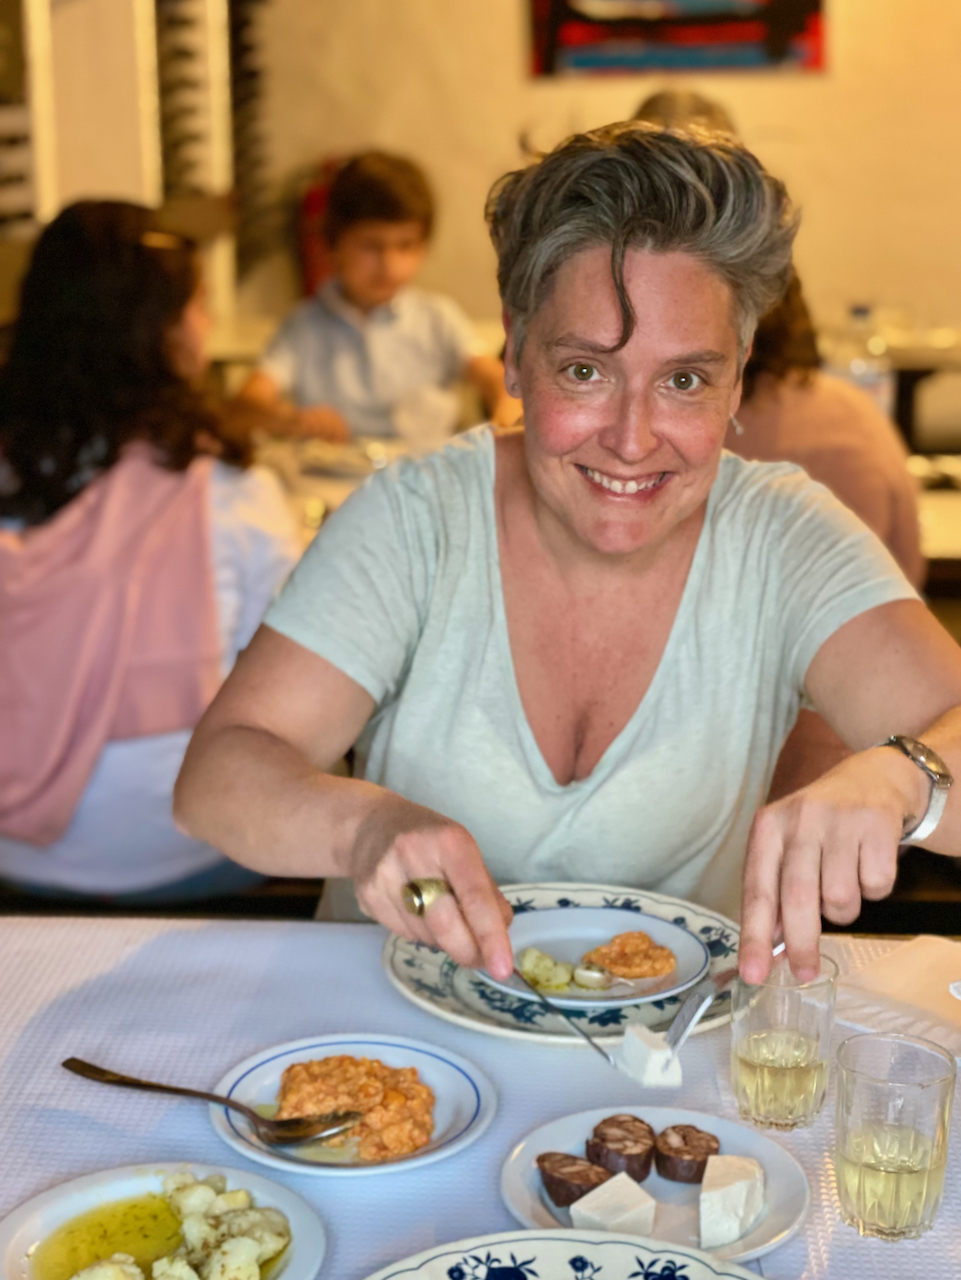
[725,277,925,799]
[0,201,299,901]
[727,275,923,589]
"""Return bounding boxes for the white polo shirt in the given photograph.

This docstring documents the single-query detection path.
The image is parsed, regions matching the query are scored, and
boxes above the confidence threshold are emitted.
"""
[259,281,479,437]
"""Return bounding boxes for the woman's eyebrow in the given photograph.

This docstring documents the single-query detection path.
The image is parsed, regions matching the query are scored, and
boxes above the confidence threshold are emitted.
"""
[546,335,731,366]
[664,349,729,366]
[546,333,617,354]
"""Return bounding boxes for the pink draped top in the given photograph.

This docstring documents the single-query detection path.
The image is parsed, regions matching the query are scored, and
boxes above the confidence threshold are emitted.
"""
[0,445,221,845]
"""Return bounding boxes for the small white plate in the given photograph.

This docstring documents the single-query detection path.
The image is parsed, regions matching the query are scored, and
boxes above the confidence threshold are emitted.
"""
[501,1105,810,1265]
[361,1228,758,1280]
[479,906,709,1008]
[211,1034,497,1176]
[0,1162,325,1280]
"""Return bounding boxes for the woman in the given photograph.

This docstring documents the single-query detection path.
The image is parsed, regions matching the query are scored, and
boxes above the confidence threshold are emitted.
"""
[728,274,926,798]
[175,124,961,984]
[729,274,924,588]
[0,202,300,901]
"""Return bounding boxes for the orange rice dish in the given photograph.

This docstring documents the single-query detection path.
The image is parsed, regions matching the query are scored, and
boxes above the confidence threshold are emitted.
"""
[276,1055,435,1163]
[582,930,677,980]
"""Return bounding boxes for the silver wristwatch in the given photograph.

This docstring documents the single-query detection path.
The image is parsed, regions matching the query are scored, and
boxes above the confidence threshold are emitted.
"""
[879,735,953,843]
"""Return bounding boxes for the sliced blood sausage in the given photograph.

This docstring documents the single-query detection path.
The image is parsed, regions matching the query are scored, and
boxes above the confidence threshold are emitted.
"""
[654,1123,720,1183]
[536,1151,612,1207]
[585,1113,656,1182]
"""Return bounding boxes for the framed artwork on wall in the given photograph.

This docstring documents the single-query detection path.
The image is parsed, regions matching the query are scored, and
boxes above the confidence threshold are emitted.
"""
[530,0,824,77]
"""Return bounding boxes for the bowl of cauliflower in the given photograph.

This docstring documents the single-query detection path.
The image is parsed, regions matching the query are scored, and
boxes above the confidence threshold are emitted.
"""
[0,1165,325,1280]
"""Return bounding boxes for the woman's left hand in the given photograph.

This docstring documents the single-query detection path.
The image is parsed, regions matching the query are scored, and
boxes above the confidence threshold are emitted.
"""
[738,745,927,984]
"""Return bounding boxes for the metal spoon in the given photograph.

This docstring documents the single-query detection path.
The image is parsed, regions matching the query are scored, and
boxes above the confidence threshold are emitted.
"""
[62,1056,361,1147]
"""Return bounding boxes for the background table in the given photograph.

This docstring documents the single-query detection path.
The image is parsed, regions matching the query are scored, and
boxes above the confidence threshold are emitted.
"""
[1,918,958,1280]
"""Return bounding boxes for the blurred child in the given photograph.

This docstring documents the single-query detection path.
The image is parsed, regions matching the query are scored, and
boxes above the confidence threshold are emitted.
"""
[240,151,519,439]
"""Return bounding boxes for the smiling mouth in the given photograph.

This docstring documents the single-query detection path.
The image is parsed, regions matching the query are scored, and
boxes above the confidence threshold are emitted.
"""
[577,464,669,496]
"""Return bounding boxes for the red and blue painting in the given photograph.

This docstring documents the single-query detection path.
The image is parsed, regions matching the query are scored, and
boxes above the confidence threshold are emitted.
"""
[530,0,824,76]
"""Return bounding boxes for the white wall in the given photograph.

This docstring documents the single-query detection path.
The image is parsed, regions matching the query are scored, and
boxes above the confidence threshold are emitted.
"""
[250,0,961,335]
[50,0,161,206]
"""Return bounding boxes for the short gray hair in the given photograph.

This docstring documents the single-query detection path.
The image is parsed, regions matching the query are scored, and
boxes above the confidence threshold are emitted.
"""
[486,121,798,363]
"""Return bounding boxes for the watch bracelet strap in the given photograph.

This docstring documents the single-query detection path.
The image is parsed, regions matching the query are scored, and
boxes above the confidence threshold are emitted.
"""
[877,735,953,844]
[901,783,949,844]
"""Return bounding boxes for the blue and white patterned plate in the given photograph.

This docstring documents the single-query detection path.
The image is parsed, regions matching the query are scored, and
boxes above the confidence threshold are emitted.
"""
[361,1229,757,1280]
[383,883,739,1046]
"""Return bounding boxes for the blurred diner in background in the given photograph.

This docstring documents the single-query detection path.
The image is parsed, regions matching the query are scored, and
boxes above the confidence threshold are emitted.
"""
[0,201,300,902]
[6,5,961,1275]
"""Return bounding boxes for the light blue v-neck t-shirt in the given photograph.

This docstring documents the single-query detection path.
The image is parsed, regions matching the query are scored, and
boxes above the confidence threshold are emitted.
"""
[265,427,917,921]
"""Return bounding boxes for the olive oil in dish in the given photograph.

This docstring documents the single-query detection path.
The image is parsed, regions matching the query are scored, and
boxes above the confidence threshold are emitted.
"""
[30,1195,181,1280]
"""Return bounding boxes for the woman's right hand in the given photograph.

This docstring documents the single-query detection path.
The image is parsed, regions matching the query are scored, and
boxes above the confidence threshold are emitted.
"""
[350,792,514,980]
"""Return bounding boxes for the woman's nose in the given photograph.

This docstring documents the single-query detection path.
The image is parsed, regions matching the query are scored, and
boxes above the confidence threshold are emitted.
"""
[597,390,659,460]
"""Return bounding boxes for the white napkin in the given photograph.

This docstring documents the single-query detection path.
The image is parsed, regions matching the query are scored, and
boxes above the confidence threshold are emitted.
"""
[835,934,961,1058]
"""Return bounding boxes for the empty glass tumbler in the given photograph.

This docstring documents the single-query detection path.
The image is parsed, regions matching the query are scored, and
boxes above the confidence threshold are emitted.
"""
[730,953,838,1129]
[835,1032,956,1241]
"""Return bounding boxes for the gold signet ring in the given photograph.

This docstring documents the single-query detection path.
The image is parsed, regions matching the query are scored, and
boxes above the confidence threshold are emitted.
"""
[402,878,452,917]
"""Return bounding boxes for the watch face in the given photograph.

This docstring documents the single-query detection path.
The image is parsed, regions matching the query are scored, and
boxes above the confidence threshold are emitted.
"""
[892,735,952,785]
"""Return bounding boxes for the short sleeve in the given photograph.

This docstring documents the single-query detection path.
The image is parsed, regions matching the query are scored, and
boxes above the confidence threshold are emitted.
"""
[263,465,435,704]
[772,470,920,696]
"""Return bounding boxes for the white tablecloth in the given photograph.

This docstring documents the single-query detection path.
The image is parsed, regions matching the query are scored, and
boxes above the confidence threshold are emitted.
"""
[1,918,959,1280]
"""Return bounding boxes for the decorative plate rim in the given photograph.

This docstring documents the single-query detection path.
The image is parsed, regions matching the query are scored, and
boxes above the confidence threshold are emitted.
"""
[383,883,739,1046]
[360,1227,759,1280]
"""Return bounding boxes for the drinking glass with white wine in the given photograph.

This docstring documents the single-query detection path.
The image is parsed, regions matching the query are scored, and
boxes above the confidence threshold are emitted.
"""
[835,1032,956,1241]
[730,953,838,1130]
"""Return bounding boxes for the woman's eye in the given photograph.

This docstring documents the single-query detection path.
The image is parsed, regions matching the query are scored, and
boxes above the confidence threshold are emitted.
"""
[567,362,598,382]
[669,370,702,391]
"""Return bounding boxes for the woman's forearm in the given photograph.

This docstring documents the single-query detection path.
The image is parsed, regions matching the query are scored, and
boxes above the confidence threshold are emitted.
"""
[173,723,387,877]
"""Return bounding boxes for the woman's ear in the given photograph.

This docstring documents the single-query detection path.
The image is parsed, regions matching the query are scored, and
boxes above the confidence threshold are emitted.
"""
[502,309,521,398]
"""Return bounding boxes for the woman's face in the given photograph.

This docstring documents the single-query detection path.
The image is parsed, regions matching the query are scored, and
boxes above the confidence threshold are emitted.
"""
[506,246,744,560]
[167,277,211,382]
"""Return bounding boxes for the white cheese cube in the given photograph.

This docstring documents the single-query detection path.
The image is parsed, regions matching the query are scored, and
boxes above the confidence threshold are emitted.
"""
[569,1171,657,1236]
[616,1023,683,1088]
[699,1155,765,1248]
